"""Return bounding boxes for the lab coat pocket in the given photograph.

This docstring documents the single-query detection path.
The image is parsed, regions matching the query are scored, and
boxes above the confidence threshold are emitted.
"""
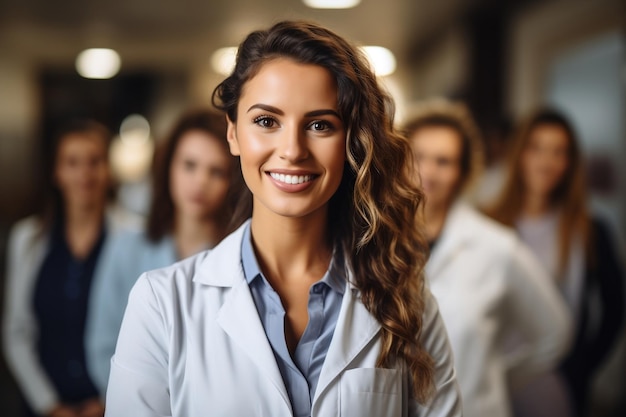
[340,368,402,417]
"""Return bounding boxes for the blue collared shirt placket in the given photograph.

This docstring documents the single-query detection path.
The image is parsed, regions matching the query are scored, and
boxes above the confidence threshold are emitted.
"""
[241,224,344,417]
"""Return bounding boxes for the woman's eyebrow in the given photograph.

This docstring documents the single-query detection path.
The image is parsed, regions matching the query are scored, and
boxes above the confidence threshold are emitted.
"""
[304,109,341,119]
[247,103,340,119]
[247,103,283,115]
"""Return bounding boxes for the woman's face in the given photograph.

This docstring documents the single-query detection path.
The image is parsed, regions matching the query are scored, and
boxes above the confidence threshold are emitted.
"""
[54,133,110,210]
[520,123,570,199]
[169,130,232,221]
[409,126,463,210]
[226,58,346,221]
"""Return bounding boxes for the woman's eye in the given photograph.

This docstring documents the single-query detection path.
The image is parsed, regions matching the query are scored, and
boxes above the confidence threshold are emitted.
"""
[184,160,196,171]
[209,167,228,179]
[254,116,277,128]
[309,120,332,131]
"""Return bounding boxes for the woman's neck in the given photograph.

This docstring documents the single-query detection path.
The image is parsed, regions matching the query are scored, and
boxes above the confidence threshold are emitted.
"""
[173,215,222,259]
[64,203,105,259]
[250,207,332,286]
[65,202,104,227]
[522,193,551,218]
[422,200,451,242]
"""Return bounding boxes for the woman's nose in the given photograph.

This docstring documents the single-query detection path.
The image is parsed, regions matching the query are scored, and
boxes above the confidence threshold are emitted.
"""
[278,125,309,162]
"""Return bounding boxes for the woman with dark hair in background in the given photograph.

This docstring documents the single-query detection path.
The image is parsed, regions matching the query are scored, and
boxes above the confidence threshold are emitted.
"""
[487,109,625,416]
[85,109,240,395]
[403,101,571,417]
[2,120,140,417]
[105,20,461,416]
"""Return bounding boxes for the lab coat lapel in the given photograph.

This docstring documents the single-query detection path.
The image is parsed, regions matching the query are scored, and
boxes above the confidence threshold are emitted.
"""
[216,280,292,414]
[313,282,381,403]
[195,221,292,414]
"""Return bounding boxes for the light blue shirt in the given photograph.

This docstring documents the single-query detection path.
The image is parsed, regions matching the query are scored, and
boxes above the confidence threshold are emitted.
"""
[85,229,178,395]
[241,224,345,417]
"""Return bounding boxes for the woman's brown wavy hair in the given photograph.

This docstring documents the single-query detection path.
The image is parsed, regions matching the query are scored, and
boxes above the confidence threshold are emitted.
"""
[146,109,242,242]
[212,20,434,401]
[485,109,590,277]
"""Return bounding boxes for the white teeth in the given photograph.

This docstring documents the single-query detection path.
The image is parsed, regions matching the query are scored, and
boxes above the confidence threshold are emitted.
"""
[270,172,314,184]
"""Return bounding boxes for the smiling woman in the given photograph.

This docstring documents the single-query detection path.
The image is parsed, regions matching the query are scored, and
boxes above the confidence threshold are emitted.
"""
[104,20,462,417]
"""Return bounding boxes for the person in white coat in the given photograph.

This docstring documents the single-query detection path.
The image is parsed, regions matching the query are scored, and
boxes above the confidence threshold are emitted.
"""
[403,101,572,417]
[2,120,141,417]
[105,21,462,417]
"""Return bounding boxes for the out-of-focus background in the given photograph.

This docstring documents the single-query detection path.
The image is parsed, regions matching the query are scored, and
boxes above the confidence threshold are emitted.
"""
[0,0,624,415]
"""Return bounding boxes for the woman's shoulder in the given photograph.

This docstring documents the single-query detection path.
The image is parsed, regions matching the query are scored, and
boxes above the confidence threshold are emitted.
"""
[130,251,214,311]
[589,215,624,268]
[590,216,616,243]
[134,223,249,301]
[453,203,518,251]
[107,227,153,247]
[102,229,177,271]
[105,204,145,233]
[7,215,45,251]
[9,215,41,237]
[144,252,208,281]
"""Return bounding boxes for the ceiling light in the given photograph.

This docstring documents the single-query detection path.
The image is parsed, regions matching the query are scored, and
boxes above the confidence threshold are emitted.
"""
[76,48,121,79]
[120,114,150,145]
[110,134,154,183]
[303,0,361,9]
[361,46,397,77]
[211,47,238,76]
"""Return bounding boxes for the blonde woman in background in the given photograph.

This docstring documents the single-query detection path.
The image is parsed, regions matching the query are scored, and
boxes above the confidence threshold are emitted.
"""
[487,109,625,417]
[404,101,572,417]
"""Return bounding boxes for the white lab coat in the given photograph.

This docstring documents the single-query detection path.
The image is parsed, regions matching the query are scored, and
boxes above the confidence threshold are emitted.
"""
[105,221,462,417]
[426,203,572,417]
[2,206,142,414]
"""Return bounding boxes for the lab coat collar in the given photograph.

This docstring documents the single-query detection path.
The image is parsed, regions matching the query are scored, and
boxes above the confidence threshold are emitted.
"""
[193,219,250,287]
[194,218,382,414]
[426,201,478,278]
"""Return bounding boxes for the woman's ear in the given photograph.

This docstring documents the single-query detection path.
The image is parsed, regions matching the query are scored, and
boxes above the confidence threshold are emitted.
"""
[226,115,240,156]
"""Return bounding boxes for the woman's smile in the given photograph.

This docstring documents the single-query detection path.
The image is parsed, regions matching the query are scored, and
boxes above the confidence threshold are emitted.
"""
[266,169,319,193]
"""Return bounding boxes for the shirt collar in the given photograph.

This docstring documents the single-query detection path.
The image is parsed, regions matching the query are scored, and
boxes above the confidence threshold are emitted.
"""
[241,223,345,295]
[241,223,263,285]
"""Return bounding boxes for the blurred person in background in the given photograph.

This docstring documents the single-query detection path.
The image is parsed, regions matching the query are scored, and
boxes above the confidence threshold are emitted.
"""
[486,109,625,417]
[404,100,572,417]
[85,109,241,396]
[2,120,140,417]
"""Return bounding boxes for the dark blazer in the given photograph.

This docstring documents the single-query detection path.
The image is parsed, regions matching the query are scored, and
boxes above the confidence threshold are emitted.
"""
[561,218,625,412]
